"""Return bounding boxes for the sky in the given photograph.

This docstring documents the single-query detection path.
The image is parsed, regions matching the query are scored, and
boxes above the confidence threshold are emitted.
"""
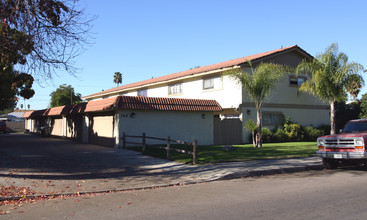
[20,0,367,110]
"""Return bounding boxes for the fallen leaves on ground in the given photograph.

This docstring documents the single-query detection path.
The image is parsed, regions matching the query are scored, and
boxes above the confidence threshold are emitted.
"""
[0,186,36,198]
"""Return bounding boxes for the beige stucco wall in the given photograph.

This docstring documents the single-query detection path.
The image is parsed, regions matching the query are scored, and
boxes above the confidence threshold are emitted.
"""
[258,74,327,106]
[118,110,214,145]
[261,50,306,68]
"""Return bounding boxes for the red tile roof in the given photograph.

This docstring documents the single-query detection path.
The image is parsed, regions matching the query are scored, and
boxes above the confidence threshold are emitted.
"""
[118,96,222,112]
[22,111,34,118]
[84,96,120,113]
[23,97,120,118]
[23,96,222,118]
[23,110,46,118]
[83,45,312,99]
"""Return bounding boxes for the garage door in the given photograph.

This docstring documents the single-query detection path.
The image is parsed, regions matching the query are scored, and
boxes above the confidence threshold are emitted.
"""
[90,115,114,147]
[51,117,63,136]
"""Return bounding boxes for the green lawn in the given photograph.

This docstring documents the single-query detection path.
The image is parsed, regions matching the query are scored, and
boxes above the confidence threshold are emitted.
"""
[129,142,318,165]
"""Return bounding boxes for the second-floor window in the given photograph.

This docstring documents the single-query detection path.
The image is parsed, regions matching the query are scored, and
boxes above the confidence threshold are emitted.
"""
[168,83,182,95]
[289,76,306,87]
[137,89,147,97]
[203,76,222,90]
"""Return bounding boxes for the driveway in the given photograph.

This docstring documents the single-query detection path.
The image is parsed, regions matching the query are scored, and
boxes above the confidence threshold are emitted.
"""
[0,133,322,198]
[0,133,195,196]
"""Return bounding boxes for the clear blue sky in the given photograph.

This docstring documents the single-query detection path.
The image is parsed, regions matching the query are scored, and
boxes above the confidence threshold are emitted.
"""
[21,0,367,110]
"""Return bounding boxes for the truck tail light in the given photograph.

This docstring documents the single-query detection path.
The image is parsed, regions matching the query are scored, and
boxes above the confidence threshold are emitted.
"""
[355,146,364,150]
[318,146,325,150]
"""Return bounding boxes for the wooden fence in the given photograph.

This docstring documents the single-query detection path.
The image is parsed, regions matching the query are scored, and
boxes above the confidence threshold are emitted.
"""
[121,132,198,165]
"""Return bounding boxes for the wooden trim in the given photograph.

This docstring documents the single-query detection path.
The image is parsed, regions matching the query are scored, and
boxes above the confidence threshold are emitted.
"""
[249,47,313,65]
[214,108,241,115]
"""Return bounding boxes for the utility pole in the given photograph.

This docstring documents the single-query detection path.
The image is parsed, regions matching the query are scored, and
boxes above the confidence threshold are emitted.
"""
[70,88,73,105]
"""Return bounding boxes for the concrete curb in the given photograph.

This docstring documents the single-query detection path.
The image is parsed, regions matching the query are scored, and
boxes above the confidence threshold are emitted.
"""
[220,164,324,180]
[0,164,324,202]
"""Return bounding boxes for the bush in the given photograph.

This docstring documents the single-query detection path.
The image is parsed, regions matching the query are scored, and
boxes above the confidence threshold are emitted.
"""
[245,116,329,143]
[261,127,272,143]
[284,122,304,141]
[303,126,324,141]
[317,124,331,135]
[272,128,288,143]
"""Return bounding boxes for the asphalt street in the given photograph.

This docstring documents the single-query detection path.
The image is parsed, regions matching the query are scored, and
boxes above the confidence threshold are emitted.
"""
[2,168,367,219]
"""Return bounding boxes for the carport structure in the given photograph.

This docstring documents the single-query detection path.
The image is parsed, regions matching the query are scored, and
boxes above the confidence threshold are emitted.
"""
[23,96,222,147]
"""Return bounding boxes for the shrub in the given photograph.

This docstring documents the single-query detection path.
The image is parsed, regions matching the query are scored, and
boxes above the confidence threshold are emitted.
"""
[317,124,331,135]
[303,126,324,141]
[272,128,288,143]
[261,127,272,143]
[284,122,304,141]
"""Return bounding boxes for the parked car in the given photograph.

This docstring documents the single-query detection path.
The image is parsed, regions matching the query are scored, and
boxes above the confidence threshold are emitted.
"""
[317,119,367,169]
[0,121,6,133]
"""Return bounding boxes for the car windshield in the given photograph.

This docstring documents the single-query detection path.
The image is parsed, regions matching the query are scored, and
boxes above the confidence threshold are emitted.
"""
[343,121,367,133]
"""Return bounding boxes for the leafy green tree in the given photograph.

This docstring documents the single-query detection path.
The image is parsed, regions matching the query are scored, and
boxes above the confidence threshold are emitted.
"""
[345,74,364,101]
[1,0,94,78]
[359,93,367,119]
[228,61,288,148]
[50,84,82,107]
[296,43,364,134]
[0,70,35,110]
[1,0,93,110]
[113,72,122,87]
[0,22,35,111]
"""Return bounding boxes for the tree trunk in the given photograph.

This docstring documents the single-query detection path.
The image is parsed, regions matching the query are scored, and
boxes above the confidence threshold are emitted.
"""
[256,107,262,148]
[330,101,336,135]
[252,131,256,147]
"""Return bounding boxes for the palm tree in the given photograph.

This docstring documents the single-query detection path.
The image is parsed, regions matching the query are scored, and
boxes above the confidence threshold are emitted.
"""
[345,74,364,101]
[296,43,364,134]
[228,61,287,148]
[113,72,122,87]
[244,119,257,147]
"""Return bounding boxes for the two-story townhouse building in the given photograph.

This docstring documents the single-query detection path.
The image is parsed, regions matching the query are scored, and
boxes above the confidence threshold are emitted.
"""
[83,45,330,144]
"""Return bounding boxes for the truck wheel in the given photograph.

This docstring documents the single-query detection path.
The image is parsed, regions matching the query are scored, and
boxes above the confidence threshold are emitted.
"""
[322,158,338,169]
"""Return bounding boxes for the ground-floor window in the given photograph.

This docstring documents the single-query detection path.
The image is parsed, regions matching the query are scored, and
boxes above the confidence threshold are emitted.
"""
[262,112,283,126]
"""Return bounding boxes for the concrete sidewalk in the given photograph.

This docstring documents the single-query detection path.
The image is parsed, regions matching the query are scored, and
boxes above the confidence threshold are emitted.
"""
[0,134,323,200]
